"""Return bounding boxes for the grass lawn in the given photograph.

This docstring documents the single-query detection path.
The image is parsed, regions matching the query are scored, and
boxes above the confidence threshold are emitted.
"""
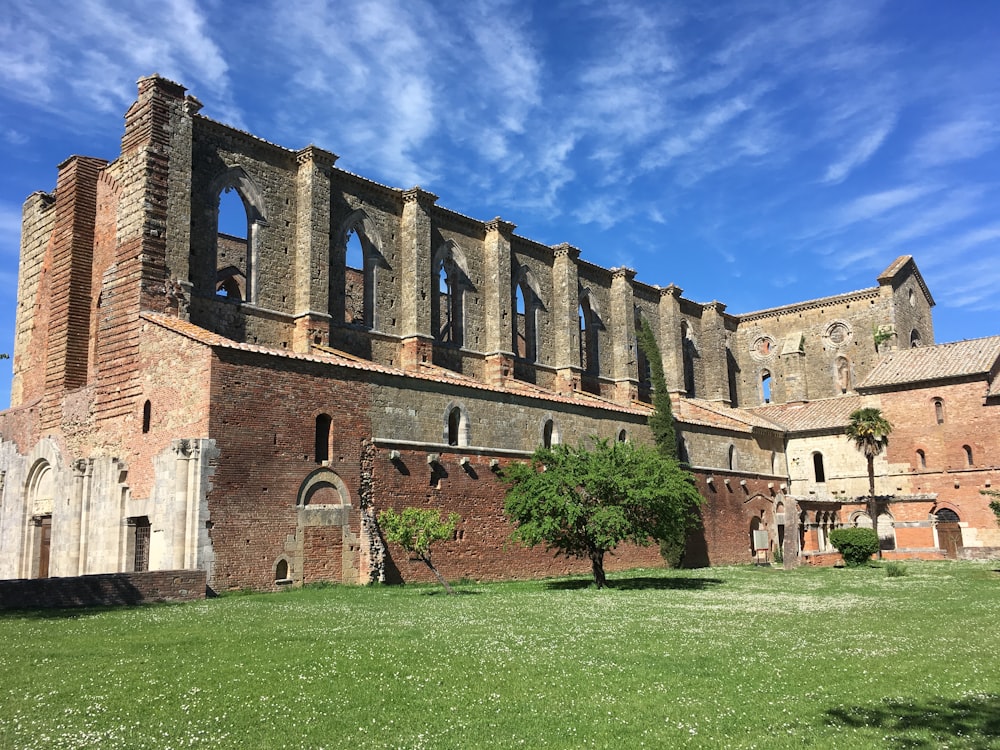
[1,561,998,749]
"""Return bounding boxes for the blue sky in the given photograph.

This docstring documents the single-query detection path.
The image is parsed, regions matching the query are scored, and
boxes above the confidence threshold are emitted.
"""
[1,0,999,409]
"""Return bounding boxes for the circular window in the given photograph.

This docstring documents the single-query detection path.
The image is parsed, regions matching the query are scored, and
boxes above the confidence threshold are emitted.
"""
[751,335,775,360]
[826,321,852,346]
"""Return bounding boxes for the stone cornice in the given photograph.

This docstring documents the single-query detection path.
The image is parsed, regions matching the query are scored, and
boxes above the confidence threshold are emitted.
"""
[296,145,338,169]
[402,186,439,208]
[552,242,580,261]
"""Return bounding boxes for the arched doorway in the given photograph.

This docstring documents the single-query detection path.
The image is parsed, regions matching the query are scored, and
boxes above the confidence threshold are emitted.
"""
[935,508,962,558]
[26,460,54,578]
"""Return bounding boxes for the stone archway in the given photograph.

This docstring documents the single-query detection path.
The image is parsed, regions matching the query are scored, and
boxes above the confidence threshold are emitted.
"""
[935,508,962,558]
[288,469,362,585]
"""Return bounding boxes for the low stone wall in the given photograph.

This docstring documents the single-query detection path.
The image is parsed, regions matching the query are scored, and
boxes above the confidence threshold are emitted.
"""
[0,570,206,610]
[958,547,1000,561]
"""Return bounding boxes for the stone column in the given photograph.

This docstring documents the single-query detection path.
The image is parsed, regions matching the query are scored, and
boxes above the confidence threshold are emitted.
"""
[610,267,637,405]
[483,217,517,385]
[658,284,685,394]
[702,301,731,404]
[551,243,581,394]
[399,187,438,370]
[292,146,338,352]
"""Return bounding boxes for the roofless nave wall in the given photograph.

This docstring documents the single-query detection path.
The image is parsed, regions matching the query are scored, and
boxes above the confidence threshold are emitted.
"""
[12,76,935,418]
[5,74,987,593]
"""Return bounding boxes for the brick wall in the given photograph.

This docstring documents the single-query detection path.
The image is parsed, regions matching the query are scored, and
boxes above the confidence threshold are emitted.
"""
[0,569,206,610]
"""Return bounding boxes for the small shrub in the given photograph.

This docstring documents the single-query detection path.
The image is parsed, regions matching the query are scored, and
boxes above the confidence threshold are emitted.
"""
[773,544,783,564]
[660,538,685,568]
[884,561,907,577]
[829,527,879,567]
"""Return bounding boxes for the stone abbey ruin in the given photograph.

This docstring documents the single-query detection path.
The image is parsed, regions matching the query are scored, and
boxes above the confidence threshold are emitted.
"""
[1,75,998,595]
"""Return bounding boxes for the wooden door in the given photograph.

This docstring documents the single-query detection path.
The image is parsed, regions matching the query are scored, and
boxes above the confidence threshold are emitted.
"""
[37,516,52,578]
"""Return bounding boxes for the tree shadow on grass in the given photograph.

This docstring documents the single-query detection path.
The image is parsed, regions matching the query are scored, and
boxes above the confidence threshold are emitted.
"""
[825,694,1000,749]
[544,576,724,591]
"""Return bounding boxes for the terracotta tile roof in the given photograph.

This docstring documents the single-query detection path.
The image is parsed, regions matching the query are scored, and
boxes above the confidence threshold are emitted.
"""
[673,398,785,433]
[750,395,863,433]
[140,313,647,416]
[858,336,1000,390]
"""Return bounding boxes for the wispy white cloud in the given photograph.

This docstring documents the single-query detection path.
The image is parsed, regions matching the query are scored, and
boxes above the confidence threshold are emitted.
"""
[0,0,235,126]
[822,114,896,183]
[834,184,938,226]
[911,114,1000,169]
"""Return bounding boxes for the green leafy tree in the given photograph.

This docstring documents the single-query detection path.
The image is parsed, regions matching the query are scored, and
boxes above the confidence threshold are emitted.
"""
[502,438,702,588]
[829,527,880,567]
[378,507,461,594]
[846,407,893,559]
[636,317,677,460]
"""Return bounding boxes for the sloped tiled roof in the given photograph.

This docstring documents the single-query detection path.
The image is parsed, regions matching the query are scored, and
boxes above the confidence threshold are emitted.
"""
[673,397,785,434]
[140,312,647,416]
[750,395,863,433]
[858,336,1000,390]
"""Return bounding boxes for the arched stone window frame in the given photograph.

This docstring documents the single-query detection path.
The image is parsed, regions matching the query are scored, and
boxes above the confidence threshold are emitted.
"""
[812,451,826,483]
[915,448,926,469]
[335,208,387,331]
[578,288,602,376]
[727,444,738,471]
[443,401,471,447]
[760,369,772,404]
[540,415,559,448]
[910,328,922,348]
[835,355,852,394]
[315,413,332,464]
[513,265,543,363]
[963,444,974,467]
[296,468,352,508]
[681,320,698,397]
[933,397,945,425]
[433,240,471,347]
[207,166,268,304]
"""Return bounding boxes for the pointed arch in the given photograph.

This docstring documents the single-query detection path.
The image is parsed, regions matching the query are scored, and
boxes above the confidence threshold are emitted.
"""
[208,166,267,304]
[513,265,543,363]
[578,288,601,376]
[335,208,387,330]
[433,240,471,346]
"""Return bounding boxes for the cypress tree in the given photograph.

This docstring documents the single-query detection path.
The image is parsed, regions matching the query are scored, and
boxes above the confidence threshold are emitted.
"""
[636,317,678,460]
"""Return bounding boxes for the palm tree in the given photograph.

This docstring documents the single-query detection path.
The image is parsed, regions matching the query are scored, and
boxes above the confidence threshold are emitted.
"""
[846,407,893,558]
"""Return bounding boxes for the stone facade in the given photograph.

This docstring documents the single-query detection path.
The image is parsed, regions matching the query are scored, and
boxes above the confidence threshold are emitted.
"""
[1,76,997,593]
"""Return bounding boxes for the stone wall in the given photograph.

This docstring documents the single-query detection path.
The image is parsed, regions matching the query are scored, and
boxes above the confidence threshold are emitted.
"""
[0,569,206,609]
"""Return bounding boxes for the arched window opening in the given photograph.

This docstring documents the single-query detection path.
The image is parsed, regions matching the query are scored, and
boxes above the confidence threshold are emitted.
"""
[916,449,926,469]
[216,187,249,300]
[936,508,959,522]
[448,407,462,446]
[728,444,737,471]
[761,370,772,404]
[315,414,332,463]
[910,328,922,348]
[142,400,151,434]
[813,452,826,483]
[836,356,851,394]
[934,398,945,425]
[346,230,364,271]
[617,429,628,443]
[435,251,465,347]
[343,230,368,326]
[681,321,696,397]
[963,445,974,466]
[515,284,530,359]
[578,296,599,375]
[543,419,554,449]
[275,558,289,581]
[771,451,780,475]
[679,438,690,465]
